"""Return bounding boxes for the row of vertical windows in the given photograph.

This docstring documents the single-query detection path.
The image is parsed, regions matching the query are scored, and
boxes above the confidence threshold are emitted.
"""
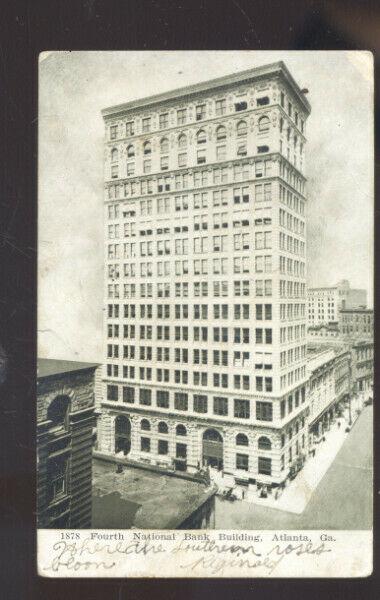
[107,385,274,420]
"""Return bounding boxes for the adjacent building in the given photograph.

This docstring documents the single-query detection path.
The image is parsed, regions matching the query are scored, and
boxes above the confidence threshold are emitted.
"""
[307,343,351,448]
[351,340,373,399]
[308,280,367,326]
[339,308,373,340]
[97,61,311,492]
[37,359,98,528]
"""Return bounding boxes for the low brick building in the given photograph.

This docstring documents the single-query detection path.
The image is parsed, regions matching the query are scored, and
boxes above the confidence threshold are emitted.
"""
[37,359,98,528]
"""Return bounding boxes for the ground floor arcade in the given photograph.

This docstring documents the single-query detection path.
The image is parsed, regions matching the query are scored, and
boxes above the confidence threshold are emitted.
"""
[96,406,309,493]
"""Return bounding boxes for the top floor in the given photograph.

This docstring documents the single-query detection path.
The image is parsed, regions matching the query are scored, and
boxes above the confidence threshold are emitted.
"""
[102,62,310,143]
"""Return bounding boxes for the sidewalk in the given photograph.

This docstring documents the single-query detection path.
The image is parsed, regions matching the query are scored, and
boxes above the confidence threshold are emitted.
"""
[244,403,366,514]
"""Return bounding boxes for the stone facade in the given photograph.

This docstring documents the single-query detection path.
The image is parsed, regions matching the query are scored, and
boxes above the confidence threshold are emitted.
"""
[99,61,311,490]
[37,361,98,528]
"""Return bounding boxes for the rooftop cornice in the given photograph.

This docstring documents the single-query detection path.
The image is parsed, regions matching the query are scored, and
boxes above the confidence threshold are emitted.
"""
[101,61,311,120]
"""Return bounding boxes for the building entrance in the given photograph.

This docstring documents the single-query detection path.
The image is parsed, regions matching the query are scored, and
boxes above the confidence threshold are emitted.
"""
[202,429,223,470]
[115,415,131,455]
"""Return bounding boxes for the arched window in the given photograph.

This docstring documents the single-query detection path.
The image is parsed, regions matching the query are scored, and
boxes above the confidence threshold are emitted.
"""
[216,125,226,141]
[143,141,152,155]
[236,433,249,446]
[258,115,270,132]
[158,421,168,434]
[258,436,272,450]
[236,120,247,137]
[176,424,187,436]
[127,144,134,158]
[160,138,169,154]
[141,418,151,431]
[196,129,206,145]
[111,148,118,162]
[47,395,70,431]
[178,133,187,149]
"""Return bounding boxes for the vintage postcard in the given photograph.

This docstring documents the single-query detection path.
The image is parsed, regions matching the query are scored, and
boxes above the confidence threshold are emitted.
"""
[37,50,373,577]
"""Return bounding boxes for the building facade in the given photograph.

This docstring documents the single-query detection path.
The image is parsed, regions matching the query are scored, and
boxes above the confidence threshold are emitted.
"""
[339,308,373,340]
[308,280,367,326]
[351,340,373,398]
[37,359,98,528]
[97,61,311,491]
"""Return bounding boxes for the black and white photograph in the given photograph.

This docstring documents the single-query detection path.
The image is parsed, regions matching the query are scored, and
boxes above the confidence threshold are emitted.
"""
[36,50,373,577]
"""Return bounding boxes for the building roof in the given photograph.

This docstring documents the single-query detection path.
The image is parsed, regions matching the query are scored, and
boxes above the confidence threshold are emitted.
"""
[339,308,372,314]
[102,60,311,119]
[37,358,99,379]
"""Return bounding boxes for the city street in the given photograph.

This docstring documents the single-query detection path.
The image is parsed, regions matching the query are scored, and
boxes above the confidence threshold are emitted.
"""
[215,405,373,529]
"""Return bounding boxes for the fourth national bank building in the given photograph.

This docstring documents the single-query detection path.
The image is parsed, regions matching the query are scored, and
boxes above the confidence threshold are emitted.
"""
[97,61,310,492]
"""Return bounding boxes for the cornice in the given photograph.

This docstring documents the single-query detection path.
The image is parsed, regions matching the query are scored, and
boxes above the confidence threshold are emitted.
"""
[101,61,311,121]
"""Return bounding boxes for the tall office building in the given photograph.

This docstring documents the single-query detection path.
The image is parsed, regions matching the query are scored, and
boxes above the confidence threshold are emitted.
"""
[97,62,311,491]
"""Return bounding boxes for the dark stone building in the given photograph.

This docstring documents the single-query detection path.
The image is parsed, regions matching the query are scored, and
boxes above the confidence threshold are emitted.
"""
[37,359,98,528]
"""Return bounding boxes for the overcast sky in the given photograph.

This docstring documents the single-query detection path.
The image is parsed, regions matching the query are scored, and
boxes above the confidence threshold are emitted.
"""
[38,51,373,362]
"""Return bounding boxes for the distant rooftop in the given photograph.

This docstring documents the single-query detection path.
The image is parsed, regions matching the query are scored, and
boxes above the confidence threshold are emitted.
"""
[37,358,99,379]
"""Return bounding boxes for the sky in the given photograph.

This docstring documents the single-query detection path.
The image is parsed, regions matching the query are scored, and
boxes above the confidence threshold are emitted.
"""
[38,51,373,362]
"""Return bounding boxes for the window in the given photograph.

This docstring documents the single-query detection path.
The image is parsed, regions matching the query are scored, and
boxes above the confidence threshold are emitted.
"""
[197,149,206,164]
[174,392,188,411]
[194,394,208,413]
[111,147,118,162]
[236,453,249,471]
[143,141,151,155]
[178,152,187,167]
[159,113,169,129]
[160,156,169,171]
[158,421,168,434]
[176,424,187,436]
[178,133,187,149]
[126,121,134,136]
[258,115,270,132]
[177,108,187,125]
[139,388,152,406]
[176,443,187,459]
[196,104,206,121]
[160,137,169,154]
[215,98,226,115]
[141,418,150,431]
[256,401,273,421]
[213,396,228,416]
[236,433,248,446]
[236,120,247,137]
[258,436,272,450]
[107,385,118,402]
[257,96,269,106]
[142,117,151,133]
[123,386,135,403]
[216,145,226,160]
[141,437,150,452]
[235,100,247,112]
[234,399,250,419]
[258,456,271,475]
[157,390,169,408]
[158,439,168,455]
[49,457,67,500]
[127,144,135,158]
[216,125,227,141]
[110,125,117,140]
[197,129,207,144]
[126,162,135,176]
[111,164,118,179]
